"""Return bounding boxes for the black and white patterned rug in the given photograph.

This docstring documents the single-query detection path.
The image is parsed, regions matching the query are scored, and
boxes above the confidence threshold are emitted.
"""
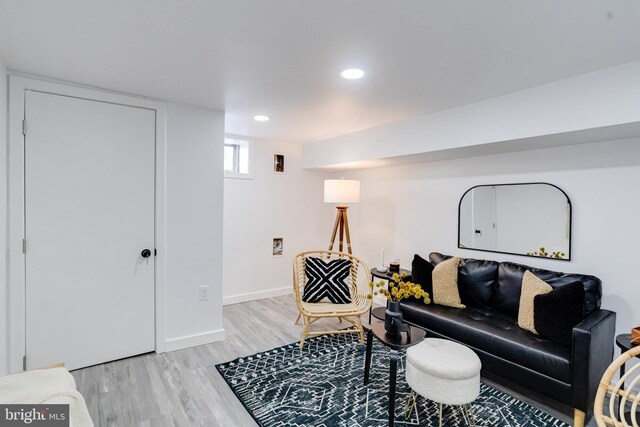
[216,332,569,426]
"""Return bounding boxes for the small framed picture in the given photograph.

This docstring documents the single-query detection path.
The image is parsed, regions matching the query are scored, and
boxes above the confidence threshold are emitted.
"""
[272,237,284,256]
[274,154,285,173]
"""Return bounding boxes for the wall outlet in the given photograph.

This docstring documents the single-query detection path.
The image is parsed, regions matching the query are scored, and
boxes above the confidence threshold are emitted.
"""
[199,285,210,301]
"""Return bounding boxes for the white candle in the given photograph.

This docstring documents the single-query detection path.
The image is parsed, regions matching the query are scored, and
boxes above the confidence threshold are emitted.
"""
[380,247,385,267]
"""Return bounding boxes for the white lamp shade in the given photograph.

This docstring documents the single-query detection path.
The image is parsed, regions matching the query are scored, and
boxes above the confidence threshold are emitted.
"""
[324,179,360,204]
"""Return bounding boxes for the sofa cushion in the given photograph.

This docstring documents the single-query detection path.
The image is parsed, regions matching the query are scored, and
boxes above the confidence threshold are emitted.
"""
[534,281,585,348]
[430,252,498,309]
[518,271,552,335]
[495,262,602,318]
[400,299,572,383]
[432,256,465,308]
[411,254,434,298]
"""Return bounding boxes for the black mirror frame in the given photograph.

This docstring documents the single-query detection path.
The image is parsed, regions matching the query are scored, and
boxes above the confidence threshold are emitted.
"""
[457,182,572,261]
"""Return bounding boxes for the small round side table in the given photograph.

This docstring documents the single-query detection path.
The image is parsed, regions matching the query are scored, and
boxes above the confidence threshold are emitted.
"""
[371,306,387,322]
[616,334,639,382]
[370,267,412,282]
[614,334,639,419]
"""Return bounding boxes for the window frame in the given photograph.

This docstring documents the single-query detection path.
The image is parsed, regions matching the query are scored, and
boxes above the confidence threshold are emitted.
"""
[224,135,254,180]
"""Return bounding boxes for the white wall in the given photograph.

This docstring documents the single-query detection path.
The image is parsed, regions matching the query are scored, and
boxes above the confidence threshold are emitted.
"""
[337,138,640,337]
[0,59,7,374]
[223,139,332,305]
[164,102,225,350]
[304,60,640,169]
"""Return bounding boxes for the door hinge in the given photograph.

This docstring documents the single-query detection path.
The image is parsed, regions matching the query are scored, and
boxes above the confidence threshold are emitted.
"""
[22,120,27,136]
[22,355,27,371]
[22,239,26,254]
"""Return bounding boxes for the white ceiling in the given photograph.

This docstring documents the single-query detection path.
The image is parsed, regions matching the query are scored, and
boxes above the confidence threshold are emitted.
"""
[1,1,640,143]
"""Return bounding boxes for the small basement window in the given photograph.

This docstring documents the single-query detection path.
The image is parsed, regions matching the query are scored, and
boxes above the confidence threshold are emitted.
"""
[224,137,252,178]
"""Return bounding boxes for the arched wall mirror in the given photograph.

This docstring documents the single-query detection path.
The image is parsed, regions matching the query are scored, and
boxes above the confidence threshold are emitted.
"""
[458,183,571,261]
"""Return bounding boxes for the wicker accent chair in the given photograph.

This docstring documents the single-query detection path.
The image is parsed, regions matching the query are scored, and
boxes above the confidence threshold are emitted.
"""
[293,250,372,349]
[594,345,640,426]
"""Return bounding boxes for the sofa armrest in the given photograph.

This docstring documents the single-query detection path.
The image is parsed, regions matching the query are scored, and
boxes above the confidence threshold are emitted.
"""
[571,309,616,412]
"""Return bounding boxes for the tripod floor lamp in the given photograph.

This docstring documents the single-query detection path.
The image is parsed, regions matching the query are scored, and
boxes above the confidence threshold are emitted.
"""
[324,179,360,254]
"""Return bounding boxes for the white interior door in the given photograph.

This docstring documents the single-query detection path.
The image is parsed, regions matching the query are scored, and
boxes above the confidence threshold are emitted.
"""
[24,91,156,370]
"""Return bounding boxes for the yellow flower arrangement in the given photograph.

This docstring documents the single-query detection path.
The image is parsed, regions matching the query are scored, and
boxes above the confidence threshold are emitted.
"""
[526,247,566,259]
[368,272,430,304]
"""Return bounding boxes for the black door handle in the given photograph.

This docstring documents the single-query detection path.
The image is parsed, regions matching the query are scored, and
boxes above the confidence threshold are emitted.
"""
[141,249,152,258]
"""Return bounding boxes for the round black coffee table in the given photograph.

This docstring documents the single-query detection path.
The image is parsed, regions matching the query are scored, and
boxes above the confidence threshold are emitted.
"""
[364,321,426,427]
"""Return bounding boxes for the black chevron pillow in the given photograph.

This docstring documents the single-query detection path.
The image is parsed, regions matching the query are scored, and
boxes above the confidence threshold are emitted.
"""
[302,257,353,304]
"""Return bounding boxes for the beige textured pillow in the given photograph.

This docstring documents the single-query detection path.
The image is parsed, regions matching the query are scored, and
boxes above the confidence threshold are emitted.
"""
[518,271,553,334]
[432,256,465,308]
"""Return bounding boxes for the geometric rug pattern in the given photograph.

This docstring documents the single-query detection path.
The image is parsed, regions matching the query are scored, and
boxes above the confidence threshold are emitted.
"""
[216,332,570,426]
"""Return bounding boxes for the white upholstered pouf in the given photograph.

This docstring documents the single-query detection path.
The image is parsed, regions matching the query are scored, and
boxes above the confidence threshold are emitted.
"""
[406,338,481,406]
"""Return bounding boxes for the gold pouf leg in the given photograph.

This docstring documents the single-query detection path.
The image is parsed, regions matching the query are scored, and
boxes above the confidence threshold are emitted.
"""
[461,403,476,427]
[404,390,417,420]
[468,403,476,427]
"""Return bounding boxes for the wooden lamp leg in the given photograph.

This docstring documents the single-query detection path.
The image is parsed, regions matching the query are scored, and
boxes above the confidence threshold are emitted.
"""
[338,210,345,253]
[329,206,352,254]
[328,208,342,252]
[342,208,352,254]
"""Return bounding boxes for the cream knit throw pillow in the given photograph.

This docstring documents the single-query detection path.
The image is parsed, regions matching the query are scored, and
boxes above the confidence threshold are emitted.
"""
[518,271,553,334]
[432,256,465,308]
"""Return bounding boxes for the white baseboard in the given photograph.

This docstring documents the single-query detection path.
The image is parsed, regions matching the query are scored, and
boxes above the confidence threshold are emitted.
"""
[223,286,291,306]
[164,328,226,352]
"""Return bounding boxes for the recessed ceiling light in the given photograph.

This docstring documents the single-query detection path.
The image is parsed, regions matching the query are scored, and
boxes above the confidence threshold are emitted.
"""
[254,115,270,122]
[340,68,365,80]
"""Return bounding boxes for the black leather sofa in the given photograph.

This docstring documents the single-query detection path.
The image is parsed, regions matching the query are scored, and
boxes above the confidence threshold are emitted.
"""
[400,252,616,426]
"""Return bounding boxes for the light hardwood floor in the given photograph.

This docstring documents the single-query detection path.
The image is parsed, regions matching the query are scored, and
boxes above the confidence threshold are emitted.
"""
[71,295,597,426]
